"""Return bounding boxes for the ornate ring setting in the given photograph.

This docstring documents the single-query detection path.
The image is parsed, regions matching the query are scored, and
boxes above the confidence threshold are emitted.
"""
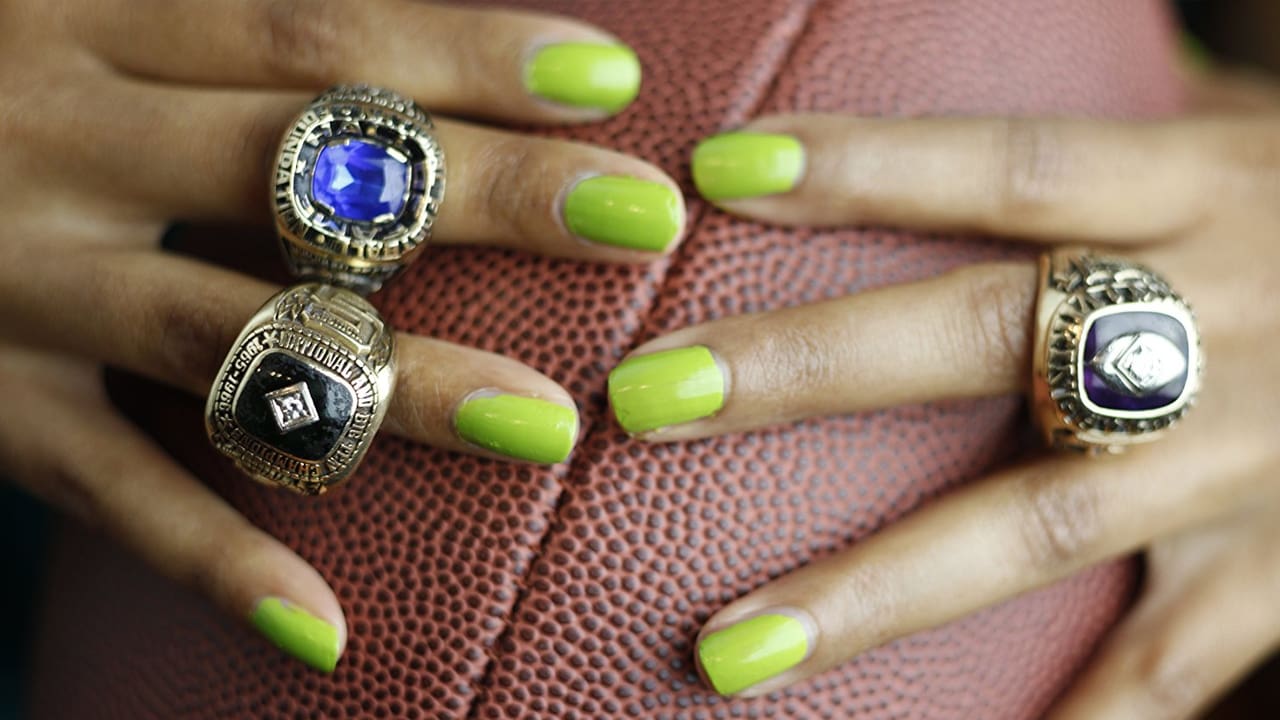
[205,284,396,494]
[273,85,445,295]
[1031,251,1202,454]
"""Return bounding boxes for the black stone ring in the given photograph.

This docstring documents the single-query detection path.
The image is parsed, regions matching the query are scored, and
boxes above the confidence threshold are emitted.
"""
[1031,251,1203,454]
[205,284,396,494]
[273,85,445,295]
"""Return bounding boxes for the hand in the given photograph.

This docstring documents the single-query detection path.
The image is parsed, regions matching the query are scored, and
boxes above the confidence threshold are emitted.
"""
[605,68,1280,717]
[0,0,685,672]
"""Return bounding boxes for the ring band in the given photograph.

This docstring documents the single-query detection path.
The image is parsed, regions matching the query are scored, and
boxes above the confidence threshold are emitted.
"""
[1031,250,1202,454]
[273,85,445,295]
[205,284,396,494]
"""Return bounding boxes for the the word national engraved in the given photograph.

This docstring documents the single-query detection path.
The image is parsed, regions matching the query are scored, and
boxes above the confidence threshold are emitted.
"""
[205,284,396,494]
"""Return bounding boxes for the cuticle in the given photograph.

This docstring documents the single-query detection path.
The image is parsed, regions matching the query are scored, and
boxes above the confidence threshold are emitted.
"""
[557,171,600,247]
[706,344,733,409]
[701,605,818,663]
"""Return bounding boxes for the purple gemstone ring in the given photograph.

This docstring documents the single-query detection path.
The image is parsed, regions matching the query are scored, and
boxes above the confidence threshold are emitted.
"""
[273,85,445,294]
[1031,251,1202,454]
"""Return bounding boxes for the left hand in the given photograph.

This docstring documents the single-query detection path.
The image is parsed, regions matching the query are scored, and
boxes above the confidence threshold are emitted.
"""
[604,71,1280,717]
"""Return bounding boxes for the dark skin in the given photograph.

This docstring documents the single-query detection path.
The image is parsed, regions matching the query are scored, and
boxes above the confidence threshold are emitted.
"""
[1196,5,1280,716]
[635,16,1280,718]
[0,0,685,672]
[3,0,1275,709]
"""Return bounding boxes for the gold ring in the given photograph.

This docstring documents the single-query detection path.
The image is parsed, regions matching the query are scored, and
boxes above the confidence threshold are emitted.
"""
[273,85,445,295]
[1031,250,1202,454]
[205,284,396,494]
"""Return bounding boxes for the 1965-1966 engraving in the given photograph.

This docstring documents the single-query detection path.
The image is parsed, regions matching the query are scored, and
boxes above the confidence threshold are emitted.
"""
[206,285,395,494]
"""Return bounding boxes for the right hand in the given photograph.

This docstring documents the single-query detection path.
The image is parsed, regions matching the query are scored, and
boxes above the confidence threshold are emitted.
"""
[0,0,683,672]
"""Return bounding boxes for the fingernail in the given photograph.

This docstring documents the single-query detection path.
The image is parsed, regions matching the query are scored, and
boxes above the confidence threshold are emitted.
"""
[608,346,724,434]
[698,612,812,696]
[524,42,642,113]
[564,176,682,252]
[250,597,341,672]
[692,132,804,201]
[454,394,578,464]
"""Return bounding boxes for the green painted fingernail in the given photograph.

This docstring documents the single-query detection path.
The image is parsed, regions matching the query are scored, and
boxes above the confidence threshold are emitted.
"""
[698,613,811,696]
[524,42,641,113]
[564,176,682,252]
[608,346,724,434]
[692,132,805,201]
[250,597,341,672]
[455,394,578,464]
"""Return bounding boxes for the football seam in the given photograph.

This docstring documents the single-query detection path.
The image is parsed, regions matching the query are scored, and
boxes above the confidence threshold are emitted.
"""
[460,1,827,716]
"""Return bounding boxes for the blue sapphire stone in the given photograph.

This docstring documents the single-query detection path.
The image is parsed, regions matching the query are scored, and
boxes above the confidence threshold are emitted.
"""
[311,139,410,222]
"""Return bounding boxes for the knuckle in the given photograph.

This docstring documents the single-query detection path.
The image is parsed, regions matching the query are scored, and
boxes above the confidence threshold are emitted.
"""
[7,443,101,528]
[1133,644,1208,720]
[1211,120,1280,173]
[469,136,550,244]
[384,362,436,439]
[226,105,288,214]
[1212,123,1280,200]
[1015,471,1106,571]
[151,293,228,394]
[46,462,105,530]
[949,266,1034,386]
[824,563,901,647]
[993,118,1066,225]
[745,319,842,405]
[0,80,44,161]
[198,534,248,599]
[260,0,350,83]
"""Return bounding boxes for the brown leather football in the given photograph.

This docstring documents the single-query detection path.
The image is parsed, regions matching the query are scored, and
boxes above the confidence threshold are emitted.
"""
[29,0,1184,717]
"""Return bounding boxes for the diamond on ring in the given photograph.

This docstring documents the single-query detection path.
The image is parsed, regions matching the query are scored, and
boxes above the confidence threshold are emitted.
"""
[206,284,396,494]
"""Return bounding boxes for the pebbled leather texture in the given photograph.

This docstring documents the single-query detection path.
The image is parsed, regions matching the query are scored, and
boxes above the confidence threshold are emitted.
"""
[29,1,1182,718]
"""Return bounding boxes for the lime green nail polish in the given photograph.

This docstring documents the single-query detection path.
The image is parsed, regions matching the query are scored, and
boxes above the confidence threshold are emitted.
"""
[564,176,681,252]
[250,598,341,672]
[698,613,810,696]
[608,346,724,434]
[455,395,578,464]
[524,43,641,113]
[692,132,804,201]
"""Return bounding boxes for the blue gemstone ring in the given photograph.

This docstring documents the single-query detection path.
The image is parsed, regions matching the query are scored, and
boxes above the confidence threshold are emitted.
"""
[1031,251,1202,454]
[273,85,445,294]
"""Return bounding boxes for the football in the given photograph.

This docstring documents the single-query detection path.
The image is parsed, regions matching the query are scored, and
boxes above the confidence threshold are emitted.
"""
[29,0,1183,717]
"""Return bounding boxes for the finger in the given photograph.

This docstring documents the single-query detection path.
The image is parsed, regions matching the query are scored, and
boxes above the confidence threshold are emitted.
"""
[0,349,346,671]
[607,262,1036,439]
[1048,514,1280,720]
[688,114,1277,240]
[691,421,1271,697]
[1,249,581,465]
[76,83,684,259]
[1187,67,1280,113]
[75,0,642,122]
